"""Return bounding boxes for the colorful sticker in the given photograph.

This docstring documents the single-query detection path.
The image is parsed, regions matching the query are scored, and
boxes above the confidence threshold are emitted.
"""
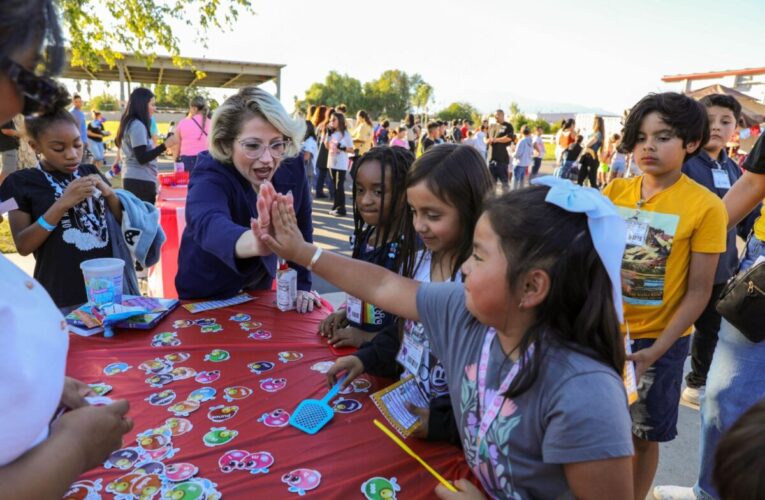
[201,323,223,334]
[259,377,287,393]
[258,409,290,428]
[310,361,334,374]
[133,461,166,476]
[203,427,238,447]
[145,389,176,406]
[129,474,162,499]
[106,472,144,497]
[282,468,321,495]
[208,405,239,423]
[170,366,197,381]
[194,370,221,384]
[223,386,253,402]
[151,331,180,347]
[136,430,172,451]
[277,351,303,363]
[217,450,250,473]
[167,399,201,417]
[332,397,362,413]
[248,329,272,340]
[188,387,216,403]
[247,361,275,375]
[243,451,275,475]
[229,313,251,322]
[194,318,217,327]
[173,319,195,329]
[141,443,178,462]
[204,349,231,362]
[163,417,194,436]
[138,358,173,375]
[361,476,401,500]
[162,480,205,500]
[163,462,199,483]
[340,377,373,394]
[88,382,112,396]
[103,362,132,376]
[238,320,263,331]
[104,447,142,470]
[145,373,174,388]
[165,352,191,364]
[63,479,102,500]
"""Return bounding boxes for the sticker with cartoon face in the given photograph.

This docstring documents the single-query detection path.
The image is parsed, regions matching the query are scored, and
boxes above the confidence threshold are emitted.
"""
[138,358,173,375]
[332,397,362,414]
[103,362,132,376]
[310,361,334,374]
[167,399,201,417]
[282,468,321,496]
[133,461,166,476]
[170,366,197,381]
[63,479,102,500]
[203,427,238,447]
[151,331,180,347]
[247,361,275,375]
[145,389,176,406]
[88,382,112,396]
[258,408,290,428]
[129,474,162,500]
[163,462,199,483]
[277,351,303,363]
[207,404,239,423]
[173,319,194,329]
[223,386,253,402]
[243,451,275,475]
[162,480,210,500]
[104,447,143,470]
[204,349,230,363]
[247,329,272,340]
[361,476,401,500]
[229,313,251,322]
[340,376,373,394]
[194,370,221,384]
[145,373,174,388]
[259,377,287,393]
[163,417,194,436]
[238,320,263,331]
[164,352,191,364]
[136,430,172,451]
[201,323,223,334]
[106,472,143,496]
[194,318,216,327]
[217,449,249,473]
[188,387,216,403]
[142,443,178,462]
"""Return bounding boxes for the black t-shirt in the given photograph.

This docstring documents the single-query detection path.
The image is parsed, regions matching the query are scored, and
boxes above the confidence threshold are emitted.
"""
[489,121,515,164]
[422,136,436,152]
[0,121,19,152]
[744,133,765,174]
[87,120,105,143]
[0,164,114,308]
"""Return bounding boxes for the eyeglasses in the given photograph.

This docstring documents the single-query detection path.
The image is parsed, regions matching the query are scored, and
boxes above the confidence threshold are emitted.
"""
[0,57,67,116]
[237,139,291,160]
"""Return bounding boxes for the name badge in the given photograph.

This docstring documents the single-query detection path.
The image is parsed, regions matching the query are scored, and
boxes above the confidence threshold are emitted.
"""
[626,219,649,246]
[396,333,425,376]
[346,295,362,324]
[712,169,731,190]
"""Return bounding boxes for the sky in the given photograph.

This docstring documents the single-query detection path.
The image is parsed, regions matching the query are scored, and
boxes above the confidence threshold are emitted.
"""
[77,0,765,116]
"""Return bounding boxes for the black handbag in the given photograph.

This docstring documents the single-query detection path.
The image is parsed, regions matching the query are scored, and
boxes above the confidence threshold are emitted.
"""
[716,259,765,343]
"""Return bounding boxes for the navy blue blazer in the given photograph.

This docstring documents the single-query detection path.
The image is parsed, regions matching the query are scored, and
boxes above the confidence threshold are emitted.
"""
[175,151,313,299]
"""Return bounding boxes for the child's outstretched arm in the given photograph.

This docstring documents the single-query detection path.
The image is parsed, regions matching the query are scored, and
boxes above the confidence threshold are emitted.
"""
[261,195,421,322]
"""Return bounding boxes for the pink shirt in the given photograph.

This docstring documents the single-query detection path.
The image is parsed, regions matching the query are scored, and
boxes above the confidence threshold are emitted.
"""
[390,137,408,149]
[176,115,211,156]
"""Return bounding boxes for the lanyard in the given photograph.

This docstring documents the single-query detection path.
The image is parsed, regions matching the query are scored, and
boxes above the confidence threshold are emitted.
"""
[475,329,533,461]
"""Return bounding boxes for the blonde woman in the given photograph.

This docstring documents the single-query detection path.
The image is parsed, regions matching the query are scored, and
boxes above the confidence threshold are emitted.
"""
[175,86,320,313]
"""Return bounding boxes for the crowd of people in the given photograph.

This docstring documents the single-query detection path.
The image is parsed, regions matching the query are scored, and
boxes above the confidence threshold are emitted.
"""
[2,1,765,499]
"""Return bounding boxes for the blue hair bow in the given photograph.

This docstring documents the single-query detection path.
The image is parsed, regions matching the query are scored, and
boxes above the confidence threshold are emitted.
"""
[531,177,626,323]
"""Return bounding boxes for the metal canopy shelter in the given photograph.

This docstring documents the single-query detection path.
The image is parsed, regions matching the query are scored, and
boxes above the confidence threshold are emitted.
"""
[61,51,285,102]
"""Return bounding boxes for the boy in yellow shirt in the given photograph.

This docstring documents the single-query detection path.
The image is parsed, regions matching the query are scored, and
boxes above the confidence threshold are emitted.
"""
[603,92,727,500]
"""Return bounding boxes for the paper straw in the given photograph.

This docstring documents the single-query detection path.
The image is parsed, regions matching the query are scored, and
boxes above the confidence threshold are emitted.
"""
[373,419,458,492]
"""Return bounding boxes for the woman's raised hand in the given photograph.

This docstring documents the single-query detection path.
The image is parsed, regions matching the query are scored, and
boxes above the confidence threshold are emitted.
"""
[251,181,293,252]
[259,193,308,262]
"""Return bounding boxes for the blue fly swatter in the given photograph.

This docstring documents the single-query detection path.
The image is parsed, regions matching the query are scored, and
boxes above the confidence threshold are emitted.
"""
[289,376,347,434]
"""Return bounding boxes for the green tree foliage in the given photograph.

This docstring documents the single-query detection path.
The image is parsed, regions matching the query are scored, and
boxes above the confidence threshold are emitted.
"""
[153,85,218,111]
[298,71,364,113]
[61,0,254,75]
[436,102,481,123]
[411,83,434,113]
[89,93,119,111]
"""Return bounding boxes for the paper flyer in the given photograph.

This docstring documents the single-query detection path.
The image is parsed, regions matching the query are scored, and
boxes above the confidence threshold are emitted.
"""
[371,375,430,438]
[183,293,254,313]
[624,332,638,405]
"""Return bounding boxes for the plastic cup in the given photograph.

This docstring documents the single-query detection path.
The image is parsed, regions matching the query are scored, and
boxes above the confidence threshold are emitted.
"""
[80,258,125,306]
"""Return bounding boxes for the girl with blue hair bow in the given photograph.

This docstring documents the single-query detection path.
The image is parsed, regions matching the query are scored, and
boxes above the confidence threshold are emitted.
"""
[259,177,634,499]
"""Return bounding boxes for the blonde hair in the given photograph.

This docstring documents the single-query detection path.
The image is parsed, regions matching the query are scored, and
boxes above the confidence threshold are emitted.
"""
[209,86,305,163]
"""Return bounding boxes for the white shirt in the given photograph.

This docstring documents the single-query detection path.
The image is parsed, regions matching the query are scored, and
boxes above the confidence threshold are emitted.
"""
[327,131,354,171]
[0,255,68,466]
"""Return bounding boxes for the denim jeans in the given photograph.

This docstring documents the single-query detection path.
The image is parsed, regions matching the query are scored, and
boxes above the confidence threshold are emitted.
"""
[513,165,527,190]
[694,235,765,499]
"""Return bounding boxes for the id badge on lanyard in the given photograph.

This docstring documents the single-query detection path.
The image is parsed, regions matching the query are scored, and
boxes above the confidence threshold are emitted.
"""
[396,331,426,376]
[712,167,731,190]
[346,295,363,324]
[626,200,649,246]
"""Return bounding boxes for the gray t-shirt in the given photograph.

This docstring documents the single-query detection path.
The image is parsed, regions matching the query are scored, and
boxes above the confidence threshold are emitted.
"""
[416,282,633,499]
[122,119,158,183]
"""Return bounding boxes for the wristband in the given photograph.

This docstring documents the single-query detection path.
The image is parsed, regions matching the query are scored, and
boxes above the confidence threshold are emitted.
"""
[37,215,56,232]
[307,247,323,271]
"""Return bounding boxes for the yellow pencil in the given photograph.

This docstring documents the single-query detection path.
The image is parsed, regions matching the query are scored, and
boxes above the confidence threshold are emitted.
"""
[373,419,458,492]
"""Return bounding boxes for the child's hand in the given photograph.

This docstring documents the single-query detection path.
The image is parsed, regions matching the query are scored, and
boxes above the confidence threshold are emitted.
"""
[60,376,95,410]
[628,346,661,381]
[319,309,348,337]
[326,356,363,390]
[59,177,97,209]
[53,400,133,471]
[405,403,429,439]
[163,134,179,149]
[259,194,309,262]
[435,479,486,499]
[87,174,114,198]
[329,326,376,348]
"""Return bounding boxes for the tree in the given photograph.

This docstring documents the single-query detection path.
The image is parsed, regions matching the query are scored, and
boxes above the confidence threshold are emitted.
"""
[411,83,434,114]
[363,70,418,120]
[61,0,254,75]
[89,93,120,111]
[436,102,480,123]
[297,71,364,114]
[154,84,218,111]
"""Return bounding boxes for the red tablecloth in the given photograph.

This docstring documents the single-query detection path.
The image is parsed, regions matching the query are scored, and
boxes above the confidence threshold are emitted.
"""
[149,185,188,299]
[65,291,469,498]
